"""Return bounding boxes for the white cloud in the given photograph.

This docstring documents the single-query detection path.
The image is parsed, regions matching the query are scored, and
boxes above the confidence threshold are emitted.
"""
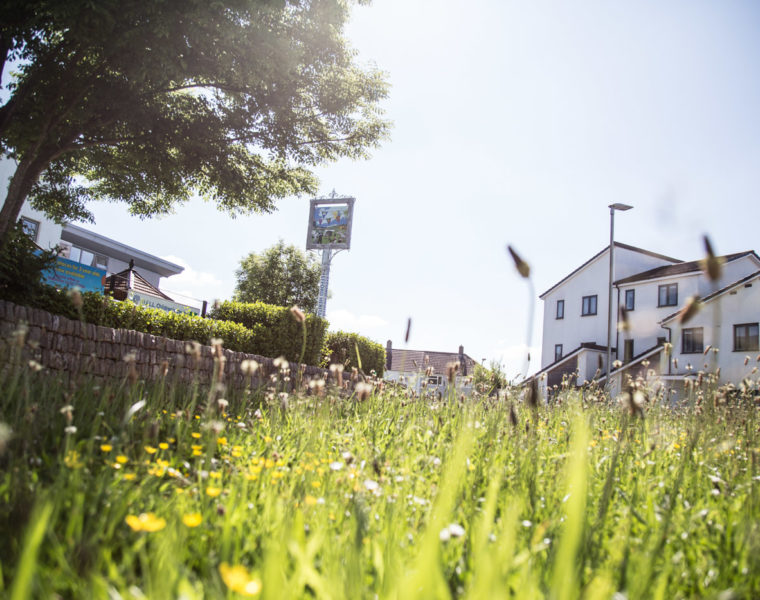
[327,308,388,333]
[160,255,226,303]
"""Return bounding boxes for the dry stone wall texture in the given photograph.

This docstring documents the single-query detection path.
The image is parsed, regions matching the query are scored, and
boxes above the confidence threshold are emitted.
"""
[0,299,326,387]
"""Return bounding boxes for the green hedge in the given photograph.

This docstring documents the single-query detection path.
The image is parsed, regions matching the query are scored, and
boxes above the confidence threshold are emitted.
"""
[209,300,328,366]
[2,285,339,367]
[2,288,255,357]
[322,331,385,377]
[81,294,257,353]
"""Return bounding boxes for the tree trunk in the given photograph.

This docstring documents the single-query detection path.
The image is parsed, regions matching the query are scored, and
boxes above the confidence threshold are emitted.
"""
[0,154,49,247]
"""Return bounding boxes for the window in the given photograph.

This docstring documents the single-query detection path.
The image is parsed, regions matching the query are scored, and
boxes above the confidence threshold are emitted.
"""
[734,323,759,352]
[624,339,634,363]
[581,295,597,316]
[658,283,678,307]
[556,299,564,319]
[554,344,563,362]
[19,217,40,242]
[682,327,704,354]
[68,244,108,270]
[625,289,635,311]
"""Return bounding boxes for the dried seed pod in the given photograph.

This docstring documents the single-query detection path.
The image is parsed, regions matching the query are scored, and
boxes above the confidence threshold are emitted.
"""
[507,245,530,278]
[678,295,701,324]
[702,235,723,282]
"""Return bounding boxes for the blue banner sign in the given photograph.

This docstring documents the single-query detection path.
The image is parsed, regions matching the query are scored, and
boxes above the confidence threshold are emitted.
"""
[42,256,106,293]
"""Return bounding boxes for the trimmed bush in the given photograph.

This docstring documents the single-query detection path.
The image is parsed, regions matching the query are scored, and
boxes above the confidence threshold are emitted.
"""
[322,331,385,377]
[1,287,257,354]
[1,285,338,367]
[82,294,256,352]
[209,300,328,366]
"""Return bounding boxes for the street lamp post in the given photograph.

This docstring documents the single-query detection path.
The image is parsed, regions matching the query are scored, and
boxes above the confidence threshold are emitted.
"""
[606,203,633,390]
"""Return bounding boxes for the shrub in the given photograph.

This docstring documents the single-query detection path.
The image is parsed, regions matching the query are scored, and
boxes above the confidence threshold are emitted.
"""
[2,281,335,366]
[82,294,257,352]
[322,331,385,376]
[210,300,328,366]
[0,222,58,305]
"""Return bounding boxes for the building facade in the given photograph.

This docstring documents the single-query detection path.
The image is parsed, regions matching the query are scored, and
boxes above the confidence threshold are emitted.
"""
[2,158,184,298]
[536,242,760,398]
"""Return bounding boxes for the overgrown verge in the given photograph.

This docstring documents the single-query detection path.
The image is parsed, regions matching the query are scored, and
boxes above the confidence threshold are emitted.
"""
[0,350,758,599]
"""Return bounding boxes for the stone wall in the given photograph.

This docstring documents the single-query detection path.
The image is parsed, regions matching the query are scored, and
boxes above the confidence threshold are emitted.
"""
[0,299,326,387]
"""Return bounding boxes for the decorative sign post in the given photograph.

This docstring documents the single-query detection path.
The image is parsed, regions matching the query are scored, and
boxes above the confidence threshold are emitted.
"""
[306,191,355,318]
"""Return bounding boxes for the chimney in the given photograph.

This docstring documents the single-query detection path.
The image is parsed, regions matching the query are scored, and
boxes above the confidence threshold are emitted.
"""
[386,340,392,371]
[458,345,466,375]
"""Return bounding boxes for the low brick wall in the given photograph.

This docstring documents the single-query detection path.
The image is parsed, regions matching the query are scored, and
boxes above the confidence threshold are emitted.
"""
[0,299,326,387]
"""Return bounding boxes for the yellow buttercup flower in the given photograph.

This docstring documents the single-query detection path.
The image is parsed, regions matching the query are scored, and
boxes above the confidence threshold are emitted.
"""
[144,445,157,454]
[100,444,113,452]
[219,563,262,596]
[192,432,201,439]
[125,512,166,532]
[123,473,137,481]
[64,450,82,469]
[116,455,128,464]
[159,442,169,450]
[182,513,203,527]
[206,486,222,498]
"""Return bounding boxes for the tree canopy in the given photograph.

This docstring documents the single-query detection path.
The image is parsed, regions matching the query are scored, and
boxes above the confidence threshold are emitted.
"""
[234,240,321,312]
[0,0,389,244]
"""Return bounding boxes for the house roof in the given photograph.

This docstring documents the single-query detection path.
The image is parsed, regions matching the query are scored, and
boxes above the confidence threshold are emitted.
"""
[659,269,760,325]
[539,242,682,299]
[105,268,174,300]
[614,251,759,286]
[61,223,183,278]
[387,348,478,377]
[534,342,611,377]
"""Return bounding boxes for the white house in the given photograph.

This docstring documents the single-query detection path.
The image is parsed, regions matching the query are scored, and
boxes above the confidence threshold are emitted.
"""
[2,158,184,296]
[536,242,760,398]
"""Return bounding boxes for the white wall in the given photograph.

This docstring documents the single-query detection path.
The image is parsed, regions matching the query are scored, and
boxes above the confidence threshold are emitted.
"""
[665,276,760,384]
[617,273,701,355]
[541,246,678,368]
[616,254,760,362]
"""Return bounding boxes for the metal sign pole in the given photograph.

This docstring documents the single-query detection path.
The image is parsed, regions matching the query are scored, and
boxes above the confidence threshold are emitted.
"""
[317,249,331,318]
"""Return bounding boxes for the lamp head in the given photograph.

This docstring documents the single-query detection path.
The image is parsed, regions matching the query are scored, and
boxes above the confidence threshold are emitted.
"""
[609,203,633,211]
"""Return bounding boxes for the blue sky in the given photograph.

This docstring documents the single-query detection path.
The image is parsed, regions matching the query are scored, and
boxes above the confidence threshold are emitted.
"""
[83,0,760,377]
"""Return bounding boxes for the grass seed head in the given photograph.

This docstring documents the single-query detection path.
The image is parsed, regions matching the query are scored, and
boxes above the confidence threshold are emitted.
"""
[525,377,540,409]
[701,235,723,282]
[356,382,373,401]
[507,245,531,278]
[679,295,701,324]
[446,361,459,384]
[618,306,630,332]
[290,305,305,323]
[241,359,259,376]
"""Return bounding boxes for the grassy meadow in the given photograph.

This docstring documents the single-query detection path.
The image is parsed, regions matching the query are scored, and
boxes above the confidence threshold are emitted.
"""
[1,336,759,599]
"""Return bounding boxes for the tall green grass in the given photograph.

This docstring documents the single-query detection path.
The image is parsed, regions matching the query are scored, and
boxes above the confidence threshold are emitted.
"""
[1,338,758,599]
